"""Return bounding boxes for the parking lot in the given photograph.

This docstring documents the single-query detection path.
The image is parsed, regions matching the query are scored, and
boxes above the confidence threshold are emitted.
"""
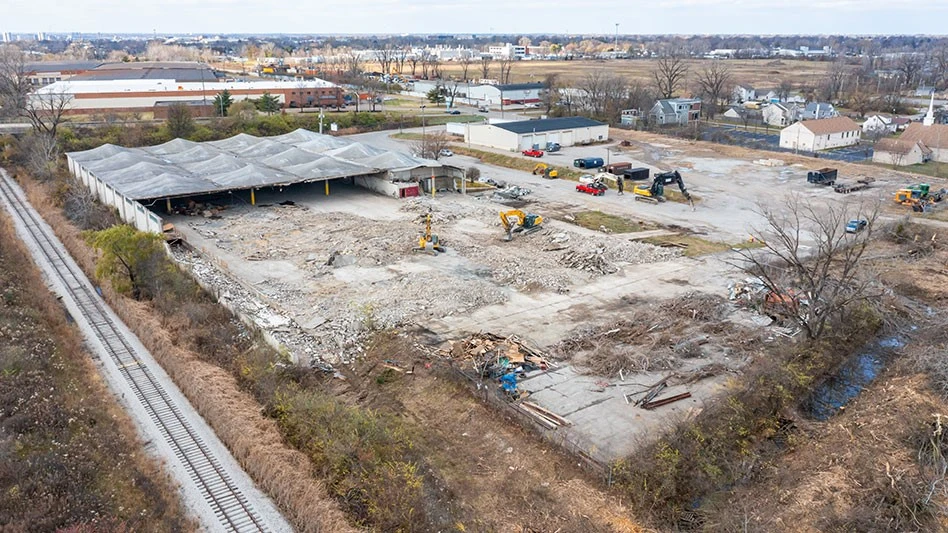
[701,124,873,163]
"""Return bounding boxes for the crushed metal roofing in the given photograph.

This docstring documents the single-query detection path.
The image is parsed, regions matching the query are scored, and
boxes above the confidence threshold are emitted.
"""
[492,116,607,134]
[67,129,441,200]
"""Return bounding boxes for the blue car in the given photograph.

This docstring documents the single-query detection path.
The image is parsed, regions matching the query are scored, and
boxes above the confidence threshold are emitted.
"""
[845,219,868,234]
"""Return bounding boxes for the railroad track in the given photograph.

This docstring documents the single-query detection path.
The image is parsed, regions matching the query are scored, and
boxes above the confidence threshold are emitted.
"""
[0,173,273,533]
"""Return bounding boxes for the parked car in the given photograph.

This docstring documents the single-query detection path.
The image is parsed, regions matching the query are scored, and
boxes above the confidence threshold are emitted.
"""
[522,149,544,158]
[546,142,561,152]
[446,109,461,115]
[439,149,454,157]
[478,106,489,113]
[845,219,868,233]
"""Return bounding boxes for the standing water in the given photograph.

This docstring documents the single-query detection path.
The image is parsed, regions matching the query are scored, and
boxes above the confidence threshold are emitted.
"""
[803,336,906,421]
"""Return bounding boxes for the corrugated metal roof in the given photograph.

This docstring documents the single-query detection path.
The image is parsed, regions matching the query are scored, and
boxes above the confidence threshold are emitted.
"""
[67,129,444,200]
[492,117,606,135]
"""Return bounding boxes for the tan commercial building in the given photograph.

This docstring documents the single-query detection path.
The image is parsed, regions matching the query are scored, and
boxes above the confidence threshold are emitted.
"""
[779,116,861,152]
[872,138,932,166]
[32,78,344,115]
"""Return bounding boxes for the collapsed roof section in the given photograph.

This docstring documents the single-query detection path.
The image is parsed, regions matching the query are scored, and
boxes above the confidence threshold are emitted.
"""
[67,129,442,200]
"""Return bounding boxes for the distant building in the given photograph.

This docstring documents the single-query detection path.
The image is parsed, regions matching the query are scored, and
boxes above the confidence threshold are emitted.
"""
[801,102,838,120]
[487,43,526,59]
[872,138,932,166]
[464,117,608,151]
[732,85,756,103]
[23,60,103,86]
[762,103,801,127]
[900,122,948,163]
[779,116,861,152]
[620,109,642,126]
[862,115,896,135]
[32,78,343,115]
[648,98,701,126]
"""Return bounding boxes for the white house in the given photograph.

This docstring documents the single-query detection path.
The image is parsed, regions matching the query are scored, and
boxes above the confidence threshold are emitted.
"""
[872,138,932,166]
[862,115,896,135]
[762,103,801,127]
[649,98,702,126]
[723,106,743,119]
[779,116,861,152]
[733,85,757,103]
[464,117,608,151]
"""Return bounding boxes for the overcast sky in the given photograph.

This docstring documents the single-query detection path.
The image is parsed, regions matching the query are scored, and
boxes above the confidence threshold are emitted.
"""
[4,0,947,36]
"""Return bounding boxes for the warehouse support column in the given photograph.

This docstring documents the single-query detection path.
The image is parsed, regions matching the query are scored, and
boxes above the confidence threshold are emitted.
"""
[325,180,330,196]
[431,169,436,198]
[250,188,256,205]
[166,198,171,213]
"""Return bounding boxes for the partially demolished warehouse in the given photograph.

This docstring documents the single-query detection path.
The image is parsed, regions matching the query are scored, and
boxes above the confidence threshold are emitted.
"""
[66,128,463,232]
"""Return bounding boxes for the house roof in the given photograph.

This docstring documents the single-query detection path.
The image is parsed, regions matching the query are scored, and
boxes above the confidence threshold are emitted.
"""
[892,117,912,125]
[492,117,605,134]
[804,102,834,113]
[799,116,860,135]
[900,122,948,149]
[875,138,930,155]
[494,82,545,91]
[866,115,892,125]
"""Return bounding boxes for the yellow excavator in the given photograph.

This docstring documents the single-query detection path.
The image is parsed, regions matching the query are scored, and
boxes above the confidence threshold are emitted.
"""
[532,163,558,179]
[633,170,694,209]
[499,210,543,241]
[416,212,445,253]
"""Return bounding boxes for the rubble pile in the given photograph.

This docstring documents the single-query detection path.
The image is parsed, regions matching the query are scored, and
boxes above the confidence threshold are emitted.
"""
[446,333,554,395]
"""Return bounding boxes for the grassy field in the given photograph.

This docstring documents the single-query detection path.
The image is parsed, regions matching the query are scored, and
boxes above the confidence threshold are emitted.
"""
[569,210,650,233]
[887,160,948,180]
[371,58,831,89]
[643,234,763,257]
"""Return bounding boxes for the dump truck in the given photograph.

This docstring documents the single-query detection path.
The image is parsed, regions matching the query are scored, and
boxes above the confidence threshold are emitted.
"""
[807,167,838,186]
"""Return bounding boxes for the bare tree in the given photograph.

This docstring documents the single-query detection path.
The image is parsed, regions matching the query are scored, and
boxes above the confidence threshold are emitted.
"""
[729,196,880,340]
[428,56,443,79]
[933,46,948,90]
[897,53,925,88]
[497,57,514,84]
[407,54,420,77]
[444,81,461,109]
[0,45,31,120]
[694,62,733,119]
[479,56,492,80]
[652,54,689,99]
[458,56,473,81]
[847,88,876,119]
[778,80,794,102]
[411,131,451,160]
[820,59,849,102]
[377,44,396,76]
[395,47,408,75]
[419,51,433,79]
[541,73,560,114]
[343,50,363,78]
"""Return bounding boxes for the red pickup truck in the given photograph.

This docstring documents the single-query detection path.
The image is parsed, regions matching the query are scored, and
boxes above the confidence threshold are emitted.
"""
[521,149,544,158]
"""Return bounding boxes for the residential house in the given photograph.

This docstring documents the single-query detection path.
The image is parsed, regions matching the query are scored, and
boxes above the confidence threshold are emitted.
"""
[892,117,912,131]
[899,122,948,163]
[649,98,702,126]
[779,116,861,152]
[723,106,743,120]
[862,115,896,135]
[801,102,838,120]
[762,102,801,127]
[733,85,756,103]
[872,138,932,166]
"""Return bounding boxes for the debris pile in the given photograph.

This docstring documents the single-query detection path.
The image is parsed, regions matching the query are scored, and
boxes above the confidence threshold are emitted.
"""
[448,332,553,381]
[492,186,532,201]
[173,200,228,218]
[560,247,617,274]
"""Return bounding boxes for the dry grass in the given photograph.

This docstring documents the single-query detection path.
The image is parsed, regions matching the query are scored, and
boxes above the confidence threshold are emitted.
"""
[570,210,650,233]
[643,234,764,257]
[0,211,193,531]
[373,58,831,89]
[19,177,356,533]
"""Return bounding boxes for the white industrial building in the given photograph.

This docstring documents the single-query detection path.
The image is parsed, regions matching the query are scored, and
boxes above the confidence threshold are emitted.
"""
[779,116,861,152]
[66,129,461,233]
[464,117,608,151]
[406,80,545,107]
